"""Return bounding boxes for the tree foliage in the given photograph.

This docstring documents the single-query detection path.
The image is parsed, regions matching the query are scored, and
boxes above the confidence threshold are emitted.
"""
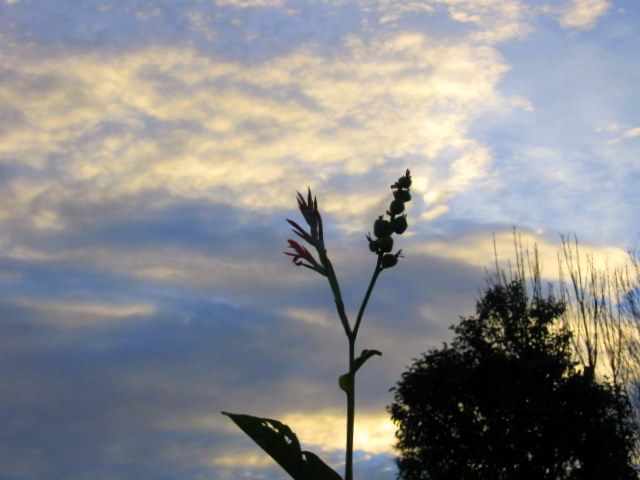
[389,277,637,480]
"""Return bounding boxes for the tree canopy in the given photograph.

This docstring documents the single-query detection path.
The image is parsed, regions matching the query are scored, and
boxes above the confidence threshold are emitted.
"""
[389,278,637,480]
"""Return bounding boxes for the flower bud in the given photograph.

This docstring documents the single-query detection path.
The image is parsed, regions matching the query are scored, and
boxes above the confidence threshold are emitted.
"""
[393,215,408,234]
[389,199,405,215]
[373,216,393,238]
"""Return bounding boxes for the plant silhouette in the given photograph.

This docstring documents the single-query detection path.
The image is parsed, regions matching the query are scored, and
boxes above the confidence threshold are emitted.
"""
[223,170,412,480]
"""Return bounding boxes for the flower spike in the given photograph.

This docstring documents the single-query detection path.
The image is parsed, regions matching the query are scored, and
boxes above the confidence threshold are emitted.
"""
[292,188,324,248]
[286,218,314,244]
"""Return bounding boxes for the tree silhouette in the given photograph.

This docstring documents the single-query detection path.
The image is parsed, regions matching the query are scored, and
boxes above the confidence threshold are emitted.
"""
[389,275,637,480]
[558,235,640,448]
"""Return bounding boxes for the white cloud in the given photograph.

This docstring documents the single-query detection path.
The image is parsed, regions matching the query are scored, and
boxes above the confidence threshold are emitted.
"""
[178,409,395,456]
[509,95,535,112]
[282,308,337,327]
[15,298,156,328]
[208,452,275,468]
[557,0,611,29]
[0,32,509,244]
[607,126,640,145]
[623,127,640,139]
[281,410,395,455]
[350,0,531,43]
[216,0,285,7]
[595,123,619,133]
[414,229,630,280]
[186,11,217,40]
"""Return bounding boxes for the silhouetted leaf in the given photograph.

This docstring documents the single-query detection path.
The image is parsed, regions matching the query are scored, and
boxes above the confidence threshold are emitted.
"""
[339,350,381,393]
[354,349,381,372]
[303,451,343,480]
[338,372,353,393]
[222,411,343,480]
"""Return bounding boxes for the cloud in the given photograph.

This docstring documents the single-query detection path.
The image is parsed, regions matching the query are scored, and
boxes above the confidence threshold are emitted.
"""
[414,229,630,280]
[343,0,531,43]
[508,95,535,112]
[282,307,337,327]
[607,126,640,145]
[557,0,611,29]
[176,408,395,456]
[281,409,395,455]
[217,0,285,7]
[2,2,637,480]
[14,298,156,328]
[0,31,510,251]
[623,127,640,139]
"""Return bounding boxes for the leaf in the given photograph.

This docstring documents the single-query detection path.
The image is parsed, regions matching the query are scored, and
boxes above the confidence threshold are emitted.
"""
[353,349,382,373]
[303,451,343,480]
[222,412,343,480]
[339,350,381,393]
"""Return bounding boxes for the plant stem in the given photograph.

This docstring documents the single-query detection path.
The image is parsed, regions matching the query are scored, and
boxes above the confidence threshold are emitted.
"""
[317,246,383,480]
[346,259,383,480]
[346,336,355,480]
[353,259,383,338]
[318,247,352,337]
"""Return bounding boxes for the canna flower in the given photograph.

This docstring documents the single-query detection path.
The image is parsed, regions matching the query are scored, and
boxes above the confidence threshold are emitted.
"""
[284,239,326,276]
[286,188,324,248]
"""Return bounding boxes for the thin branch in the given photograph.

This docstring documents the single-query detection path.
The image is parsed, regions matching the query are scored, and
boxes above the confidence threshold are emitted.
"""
[352,257,383,339]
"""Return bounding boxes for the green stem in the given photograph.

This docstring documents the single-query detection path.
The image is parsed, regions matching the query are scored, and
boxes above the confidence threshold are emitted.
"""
[317,245,383,480]
[346,337,355,480]
[353,258,383,338]
[346,258,383,480]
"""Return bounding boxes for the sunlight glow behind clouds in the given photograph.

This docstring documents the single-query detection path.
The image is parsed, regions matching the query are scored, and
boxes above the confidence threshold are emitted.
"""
[415,229,630,280]
[281,410,395,455]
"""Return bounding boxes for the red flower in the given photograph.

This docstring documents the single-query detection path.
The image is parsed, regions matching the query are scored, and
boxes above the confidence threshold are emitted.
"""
[284,240,325,275]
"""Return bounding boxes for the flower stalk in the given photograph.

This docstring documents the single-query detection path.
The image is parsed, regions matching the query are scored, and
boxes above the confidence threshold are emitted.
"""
[285,170,412,480]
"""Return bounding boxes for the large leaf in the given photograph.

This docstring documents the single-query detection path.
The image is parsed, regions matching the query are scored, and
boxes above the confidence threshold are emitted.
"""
[302,450,343,480]
[222,412,342,480]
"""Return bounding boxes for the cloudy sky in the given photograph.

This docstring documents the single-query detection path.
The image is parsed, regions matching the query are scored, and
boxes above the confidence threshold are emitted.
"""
[1,0,639,479]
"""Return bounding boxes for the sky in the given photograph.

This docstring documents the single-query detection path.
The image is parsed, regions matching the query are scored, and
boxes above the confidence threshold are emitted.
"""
[0,0,639,479]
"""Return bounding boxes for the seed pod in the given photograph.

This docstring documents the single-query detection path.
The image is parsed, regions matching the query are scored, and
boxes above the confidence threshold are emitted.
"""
[393,189,411,203]
[389,199,405,215]
[378,236,393,253]
[381,253,398,269]
[373,216,393,238]
[393,215,408,234]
